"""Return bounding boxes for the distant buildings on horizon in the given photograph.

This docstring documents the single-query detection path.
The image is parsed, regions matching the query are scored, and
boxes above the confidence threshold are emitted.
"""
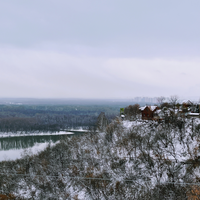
[133,96,200,104]
[133,97,158,103]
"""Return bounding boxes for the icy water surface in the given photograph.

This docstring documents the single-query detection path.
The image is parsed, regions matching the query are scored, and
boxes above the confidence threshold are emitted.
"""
[0,131,85,161]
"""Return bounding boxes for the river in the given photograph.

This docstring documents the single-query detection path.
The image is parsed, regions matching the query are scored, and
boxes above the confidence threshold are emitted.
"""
[0,131,85,161]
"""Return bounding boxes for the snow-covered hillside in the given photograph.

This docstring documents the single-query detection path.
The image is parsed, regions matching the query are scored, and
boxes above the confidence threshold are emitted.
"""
[1,116,200,199]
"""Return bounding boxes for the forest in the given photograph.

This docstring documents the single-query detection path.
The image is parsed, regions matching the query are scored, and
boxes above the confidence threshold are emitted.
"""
[0,104,122,133]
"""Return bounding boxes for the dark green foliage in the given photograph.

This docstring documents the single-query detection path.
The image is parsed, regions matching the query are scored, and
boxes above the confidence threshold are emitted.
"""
[0,105,118,133]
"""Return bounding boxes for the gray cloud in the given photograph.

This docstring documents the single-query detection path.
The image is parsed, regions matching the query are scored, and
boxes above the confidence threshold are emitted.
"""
[0,1,200,98]
[0,47,200,98]
[0,0,200,56]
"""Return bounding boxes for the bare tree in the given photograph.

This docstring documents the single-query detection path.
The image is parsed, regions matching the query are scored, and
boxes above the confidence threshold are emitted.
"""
[124,104,140,120]
[157,96,166,106]
[169,95,179,110]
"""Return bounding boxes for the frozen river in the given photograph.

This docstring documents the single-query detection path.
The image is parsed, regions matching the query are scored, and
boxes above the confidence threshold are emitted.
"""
[0,131,85,161]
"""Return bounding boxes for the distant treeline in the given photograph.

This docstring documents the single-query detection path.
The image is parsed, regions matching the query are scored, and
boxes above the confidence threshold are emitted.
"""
[0,104,121,132]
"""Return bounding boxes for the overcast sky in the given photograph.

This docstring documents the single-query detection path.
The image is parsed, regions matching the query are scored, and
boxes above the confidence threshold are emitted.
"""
[1,0,200,99]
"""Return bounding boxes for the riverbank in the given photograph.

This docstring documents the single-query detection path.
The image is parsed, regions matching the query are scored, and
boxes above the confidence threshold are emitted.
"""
[0,129,88,138]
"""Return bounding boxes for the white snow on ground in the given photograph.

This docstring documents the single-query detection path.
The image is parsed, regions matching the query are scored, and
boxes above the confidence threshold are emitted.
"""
[0,131,74,138]
[188,113,199,116]
[122,117,200,165]
[69,127,87,132]
[4,117,200,199]
[0,142,51,161]
[122,118,200,186]
[0,129,88,138]
[122,120,144,129]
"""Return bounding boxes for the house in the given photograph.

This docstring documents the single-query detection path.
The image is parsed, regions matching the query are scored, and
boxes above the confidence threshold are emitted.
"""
[181,100,200,117]
[181,100,193,112]
[182,100,193,107]
[139,106,158,120]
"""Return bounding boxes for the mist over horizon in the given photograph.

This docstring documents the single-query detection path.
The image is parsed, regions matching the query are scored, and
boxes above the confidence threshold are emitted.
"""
[0,96,200,106]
